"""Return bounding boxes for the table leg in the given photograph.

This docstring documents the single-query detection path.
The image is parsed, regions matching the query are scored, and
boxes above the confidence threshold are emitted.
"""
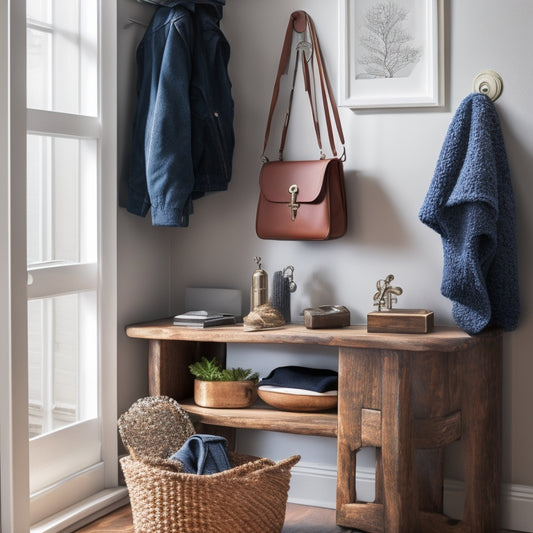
[337,348,383,532]
[381,350,417,532]
[148,339,226,400]
[460,338,502,532]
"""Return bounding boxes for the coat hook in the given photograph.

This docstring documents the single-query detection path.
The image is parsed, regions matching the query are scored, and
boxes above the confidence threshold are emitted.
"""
[125,17,148,28]
[473,70,503,102]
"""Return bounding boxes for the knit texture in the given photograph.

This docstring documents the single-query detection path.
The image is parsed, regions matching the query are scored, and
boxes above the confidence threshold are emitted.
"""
[419,93,520,334]
[271,271,291,323]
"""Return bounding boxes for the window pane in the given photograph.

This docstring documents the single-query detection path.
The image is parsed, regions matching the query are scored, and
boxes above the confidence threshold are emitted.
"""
[27,0,52,24]
[26,0,98,115]
[27,134,97,265]
[28,292,97,438]
[27,28,52,110]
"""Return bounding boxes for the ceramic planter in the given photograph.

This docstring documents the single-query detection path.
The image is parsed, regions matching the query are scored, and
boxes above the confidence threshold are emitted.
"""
[194,379,258,408]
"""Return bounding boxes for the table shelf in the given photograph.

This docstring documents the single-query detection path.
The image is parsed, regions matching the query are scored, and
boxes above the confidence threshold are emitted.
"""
[180,398,338,438]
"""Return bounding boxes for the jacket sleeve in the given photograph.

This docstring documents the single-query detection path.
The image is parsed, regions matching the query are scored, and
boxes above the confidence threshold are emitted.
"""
[143,17,196,226]
[126,39,150,219]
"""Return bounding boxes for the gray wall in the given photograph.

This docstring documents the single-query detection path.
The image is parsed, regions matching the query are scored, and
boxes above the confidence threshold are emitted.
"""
[117,0,533,523]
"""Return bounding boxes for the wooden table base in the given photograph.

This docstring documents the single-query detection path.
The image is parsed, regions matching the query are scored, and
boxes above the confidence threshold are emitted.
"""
[336,339,502,533]
[126,321,503,533]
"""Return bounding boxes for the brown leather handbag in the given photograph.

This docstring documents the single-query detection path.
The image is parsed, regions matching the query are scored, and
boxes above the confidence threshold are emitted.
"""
[256,11,347,241]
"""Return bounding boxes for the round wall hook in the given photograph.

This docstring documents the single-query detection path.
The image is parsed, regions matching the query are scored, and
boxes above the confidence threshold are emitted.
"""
[473,70,503,101]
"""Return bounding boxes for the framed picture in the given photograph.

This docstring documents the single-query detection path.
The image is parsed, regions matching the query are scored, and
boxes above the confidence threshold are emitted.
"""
[338,0,444,108]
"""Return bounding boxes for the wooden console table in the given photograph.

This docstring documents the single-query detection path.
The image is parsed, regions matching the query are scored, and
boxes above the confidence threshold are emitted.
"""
[126,319,502,533]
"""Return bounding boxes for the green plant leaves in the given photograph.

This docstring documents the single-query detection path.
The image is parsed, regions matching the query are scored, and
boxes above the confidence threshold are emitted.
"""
[188,357,259,383]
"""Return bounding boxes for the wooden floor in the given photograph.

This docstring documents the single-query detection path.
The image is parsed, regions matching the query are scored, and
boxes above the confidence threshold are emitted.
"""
[76,503,358,532]
[75,503,520,533]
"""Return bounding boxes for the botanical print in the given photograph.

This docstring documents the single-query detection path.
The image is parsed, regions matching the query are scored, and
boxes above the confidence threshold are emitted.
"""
[356,1,422,79]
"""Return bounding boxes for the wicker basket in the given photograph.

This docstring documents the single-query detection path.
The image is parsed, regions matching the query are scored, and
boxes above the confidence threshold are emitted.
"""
[118,397,300,533]
[121,453,299,533]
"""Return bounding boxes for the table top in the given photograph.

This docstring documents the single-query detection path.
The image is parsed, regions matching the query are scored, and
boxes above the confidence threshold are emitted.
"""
[126,318,501,352]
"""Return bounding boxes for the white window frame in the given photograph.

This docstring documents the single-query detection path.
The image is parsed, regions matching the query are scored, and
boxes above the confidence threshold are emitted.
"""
[1,1,30,531]
[1,1,126,531]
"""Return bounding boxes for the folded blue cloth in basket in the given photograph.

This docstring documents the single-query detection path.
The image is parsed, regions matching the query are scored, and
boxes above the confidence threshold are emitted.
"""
[259,366,338,392]
[171,434,231,475]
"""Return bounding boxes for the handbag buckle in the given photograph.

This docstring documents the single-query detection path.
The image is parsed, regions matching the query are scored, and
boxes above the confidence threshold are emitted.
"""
[288,184,300,221]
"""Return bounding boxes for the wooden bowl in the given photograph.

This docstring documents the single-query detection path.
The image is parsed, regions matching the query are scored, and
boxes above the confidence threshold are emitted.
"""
[194,380,258,408]
[257,389,337,412]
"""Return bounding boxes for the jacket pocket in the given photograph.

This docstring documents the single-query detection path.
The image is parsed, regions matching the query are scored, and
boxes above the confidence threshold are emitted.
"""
[191,105,234,191]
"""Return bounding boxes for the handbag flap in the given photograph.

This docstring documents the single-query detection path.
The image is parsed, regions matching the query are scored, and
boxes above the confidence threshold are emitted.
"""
[259,160,333,203]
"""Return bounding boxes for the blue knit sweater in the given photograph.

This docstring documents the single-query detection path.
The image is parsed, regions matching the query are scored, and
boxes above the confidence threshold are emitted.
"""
[419,93,520,335]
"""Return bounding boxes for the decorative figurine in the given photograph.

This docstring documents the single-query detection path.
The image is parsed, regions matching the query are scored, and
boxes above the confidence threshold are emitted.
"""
[373,274,403,311]
[283,265,297,293]
[368,274,434,333]
[251,256,268,311]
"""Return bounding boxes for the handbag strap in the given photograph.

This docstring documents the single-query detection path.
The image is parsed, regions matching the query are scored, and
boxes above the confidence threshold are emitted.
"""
[279,35,325,160]
[261,11,345,162]
[307,15,346,159]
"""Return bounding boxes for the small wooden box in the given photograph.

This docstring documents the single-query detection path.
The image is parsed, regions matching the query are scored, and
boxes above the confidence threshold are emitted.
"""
[304,305,350,329]
[367,309,434,334]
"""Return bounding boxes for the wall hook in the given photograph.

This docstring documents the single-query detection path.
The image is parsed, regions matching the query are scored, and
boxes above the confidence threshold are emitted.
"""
[125,17,148,28]
[473,70,503,102]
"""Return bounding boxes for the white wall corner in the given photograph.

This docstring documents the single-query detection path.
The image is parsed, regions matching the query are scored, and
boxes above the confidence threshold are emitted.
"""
[445,479,533,532]
[288,464,533,532]
[500,483,533,533]
[288,462,375,510]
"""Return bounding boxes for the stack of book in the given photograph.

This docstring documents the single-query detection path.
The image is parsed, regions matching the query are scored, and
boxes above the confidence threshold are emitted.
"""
[173,310,237,328]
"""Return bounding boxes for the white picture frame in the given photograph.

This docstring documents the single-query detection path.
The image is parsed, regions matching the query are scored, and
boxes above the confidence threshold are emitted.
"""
[338,0,444,108]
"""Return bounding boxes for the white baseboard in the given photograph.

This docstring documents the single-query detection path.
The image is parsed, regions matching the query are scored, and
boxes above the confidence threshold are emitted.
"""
[501,483,533,532]
[443,479,533,532]
[288,463,376,509]
[31,487,129,533]
[288,462,533,532]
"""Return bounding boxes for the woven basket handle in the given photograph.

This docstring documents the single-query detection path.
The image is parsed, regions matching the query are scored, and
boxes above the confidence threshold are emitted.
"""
[248,454,301,477]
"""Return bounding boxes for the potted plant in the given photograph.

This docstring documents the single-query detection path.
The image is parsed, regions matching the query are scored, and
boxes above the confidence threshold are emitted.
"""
[189,357,259,408]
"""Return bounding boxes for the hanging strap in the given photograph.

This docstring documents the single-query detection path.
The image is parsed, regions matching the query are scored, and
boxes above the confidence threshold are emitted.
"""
[278,33,324,161]
[261,11,345,162]
[307,15,346,159]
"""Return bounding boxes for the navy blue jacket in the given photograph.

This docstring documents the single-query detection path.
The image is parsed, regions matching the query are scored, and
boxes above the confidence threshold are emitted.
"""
[127,0,234,226]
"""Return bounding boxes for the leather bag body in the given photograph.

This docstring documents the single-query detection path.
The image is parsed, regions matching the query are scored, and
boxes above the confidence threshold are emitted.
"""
[256,11,347,241]
[256,159,346,240]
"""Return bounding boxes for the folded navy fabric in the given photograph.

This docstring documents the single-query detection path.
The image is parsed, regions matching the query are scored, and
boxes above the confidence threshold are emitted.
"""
[259,366,338,392]
[170,434,231,475]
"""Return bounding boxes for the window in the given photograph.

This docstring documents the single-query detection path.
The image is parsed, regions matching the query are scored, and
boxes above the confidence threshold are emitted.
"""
[23,0,120,526]
[27,133,98,437]
[27,0,97,116]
